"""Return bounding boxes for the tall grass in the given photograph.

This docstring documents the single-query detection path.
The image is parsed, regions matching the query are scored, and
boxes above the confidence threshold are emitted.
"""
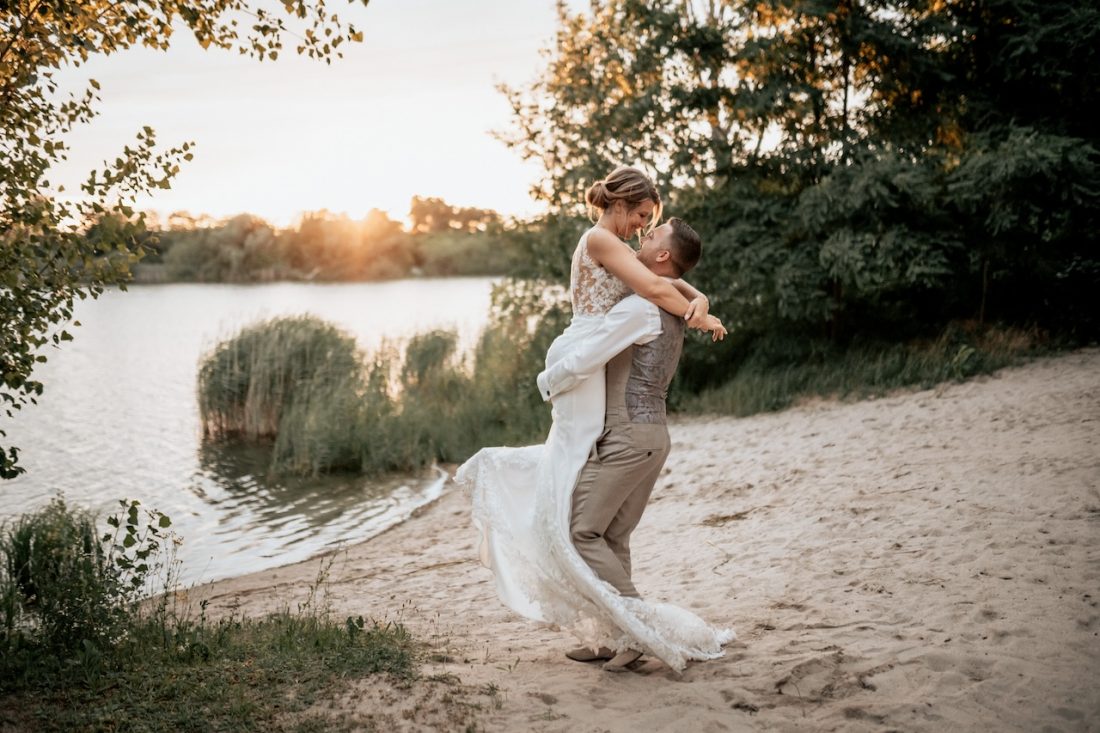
[675,322,1041,415]
[198,315,364,440]
[1,499,120,658]
[198,280,568,477]
[0,498,183,666]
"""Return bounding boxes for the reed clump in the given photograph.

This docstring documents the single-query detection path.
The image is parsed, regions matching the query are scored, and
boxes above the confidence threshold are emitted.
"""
[198,315,364,440]
[198,280,569,477]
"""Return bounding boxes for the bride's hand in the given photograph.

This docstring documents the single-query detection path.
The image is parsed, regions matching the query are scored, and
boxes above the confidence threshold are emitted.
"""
[703,315,727,342]
[684,295,709,329]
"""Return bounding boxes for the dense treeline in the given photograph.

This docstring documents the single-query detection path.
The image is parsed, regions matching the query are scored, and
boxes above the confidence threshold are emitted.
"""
[123,196,518,283]
[500,0,1099,390]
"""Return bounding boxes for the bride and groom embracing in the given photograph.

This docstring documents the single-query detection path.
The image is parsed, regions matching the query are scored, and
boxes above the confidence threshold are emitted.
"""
[456,166,734,674]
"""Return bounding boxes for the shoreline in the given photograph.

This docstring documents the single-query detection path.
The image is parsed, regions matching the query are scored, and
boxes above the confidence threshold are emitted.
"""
[183,348,1100,731]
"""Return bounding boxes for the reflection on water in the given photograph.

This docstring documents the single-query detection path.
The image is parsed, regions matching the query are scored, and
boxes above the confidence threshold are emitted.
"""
[178,439,447,586]
[2,280,493,586]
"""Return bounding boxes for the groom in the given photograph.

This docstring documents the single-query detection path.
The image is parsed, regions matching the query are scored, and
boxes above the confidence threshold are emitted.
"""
[536,218,724,671]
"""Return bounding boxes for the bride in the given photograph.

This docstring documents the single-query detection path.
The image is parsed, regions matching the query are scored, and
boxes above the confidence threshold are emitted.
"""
[456,166,734,672]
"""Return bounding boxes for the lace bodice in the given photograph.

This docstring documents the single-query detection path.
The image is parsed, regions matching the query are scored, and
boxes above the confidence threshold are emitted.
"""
[570,228,633,316]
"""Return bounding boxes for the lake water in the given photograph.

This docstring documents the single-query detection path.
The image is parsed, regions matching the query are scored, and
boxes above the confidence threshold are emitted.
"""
[3,279,497,586]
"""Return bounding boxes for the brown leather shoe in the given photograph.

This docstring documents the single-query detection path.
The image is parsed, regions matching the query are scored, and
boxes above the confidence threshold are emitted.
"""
[565,646,615,662]
[602,649,643,672]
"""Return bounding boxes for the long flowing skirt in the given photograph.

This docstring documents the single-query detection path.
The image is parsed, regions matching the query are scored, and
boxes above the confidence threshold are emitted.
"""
[455,317,734,671]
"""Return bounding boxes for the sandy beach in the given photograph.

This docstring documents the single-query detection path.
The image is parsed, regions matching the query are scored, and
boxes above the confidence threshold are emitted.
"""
[188,348,1100,732]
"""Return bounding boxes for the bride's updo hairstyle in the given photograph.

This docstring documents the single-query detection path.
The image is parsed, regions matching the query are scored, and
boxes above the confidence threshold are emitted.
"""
[585,166,662,233]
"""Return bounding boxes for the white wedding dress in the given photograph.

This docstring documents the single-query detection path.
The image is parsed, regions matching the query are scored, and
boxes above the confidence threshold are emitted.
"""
[455,228,734,672]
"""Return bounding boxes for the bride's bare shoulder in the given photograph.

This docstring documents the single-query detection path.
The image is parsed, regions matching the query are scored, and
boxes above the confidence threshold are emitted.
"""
[585,227,628,262]
[586,227,617,247]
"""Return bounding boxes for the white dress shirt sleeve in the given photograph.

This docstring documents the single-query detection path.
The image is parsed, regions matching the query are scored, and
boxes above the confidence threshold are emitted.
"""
[536,295,663,402]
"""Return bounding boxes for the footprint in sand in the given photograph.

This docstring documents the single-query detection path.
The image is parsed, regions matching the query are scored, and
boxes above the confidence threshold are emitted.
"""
[773,650,900,708]
[770,600,809,613]
[843,707,889,724]
[774,649,869,702]
[976,606,1000,622]
[720,689,763,715]
[526,691,558,706]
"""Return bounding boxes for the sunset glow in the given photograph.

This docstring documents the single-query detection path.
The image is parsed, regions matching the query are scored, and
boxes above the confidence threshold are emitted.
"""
[46,1,576,228]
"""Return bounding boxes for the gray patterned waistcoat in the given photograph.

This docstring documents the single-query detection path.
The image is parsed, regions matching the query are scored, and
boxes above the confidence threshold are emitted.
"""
[604,309,685,427]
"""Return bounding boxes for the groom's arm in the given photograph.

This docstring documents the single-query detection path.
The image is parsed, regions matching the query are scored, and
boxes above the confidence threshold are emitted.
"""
[537,296,662,402]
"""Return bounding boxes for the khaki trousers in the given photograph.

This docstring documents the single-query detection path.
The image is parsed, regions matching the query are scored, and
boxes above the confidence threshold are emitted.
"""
[570,422,671,598]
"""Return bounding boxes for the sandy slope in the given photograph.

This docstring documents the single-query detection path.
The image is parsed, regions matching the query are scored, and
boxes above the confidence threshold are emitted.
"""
[189,349,1100,732]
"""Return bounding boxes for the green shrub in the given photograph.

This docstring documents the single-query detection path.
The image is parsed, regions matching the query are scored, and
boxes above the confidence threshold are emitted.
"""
[0,498,173,683]
[1,499,117,656]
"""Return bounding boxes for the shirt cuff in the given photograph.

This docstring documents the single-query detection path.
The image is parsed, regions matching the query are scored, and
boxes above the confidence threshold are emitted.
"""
[536,371,552,402]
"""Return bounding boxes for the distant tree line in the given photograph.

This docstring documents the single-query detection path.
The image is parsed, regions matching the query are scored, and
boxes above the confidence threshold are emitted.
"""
[122,197,520,283]
[500,0,1099,389]
[408,196,500,234]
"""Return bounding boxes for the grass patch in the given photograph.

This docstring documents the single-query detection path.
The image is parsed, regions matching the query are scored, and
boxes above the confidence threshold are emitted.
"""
[0,500,418,732]
[677,322,1042,416]
[2,610,416,733]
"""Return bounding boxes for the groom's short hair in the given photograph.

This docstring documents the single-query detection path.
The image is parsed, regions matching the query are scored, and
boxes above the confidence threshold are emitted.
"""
[667,218,702,277]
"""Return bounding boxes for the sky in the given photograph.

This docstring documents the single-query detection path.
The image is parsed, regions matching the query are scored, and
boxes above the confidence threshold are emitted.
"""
[49,1,583,228]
